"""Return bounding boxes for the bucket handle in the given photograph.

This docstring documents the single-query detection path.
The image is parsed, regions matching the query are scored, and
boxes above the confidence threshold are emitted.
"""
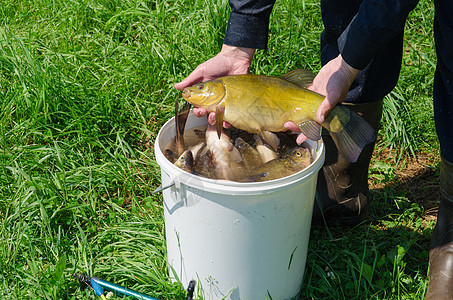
[152,175,186,205]
[152,182,175,194]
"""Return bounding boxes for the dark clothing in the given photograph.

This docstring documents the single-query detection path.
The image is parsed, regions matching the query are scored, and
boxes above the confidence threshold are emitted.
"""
[433,0,453,162]
[224,0,418,103]
[331,0,418,70]
[224,0,275,49]
[321,0,417,104]
[223,0,453,160]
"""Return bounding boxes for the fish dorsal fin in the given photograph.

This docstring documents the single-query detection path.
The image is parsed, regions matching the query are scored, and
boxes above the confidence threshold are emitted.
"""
[280,69,315,88]
[297,120,322,140]
[215,105,225,139]
[259,129,280,151]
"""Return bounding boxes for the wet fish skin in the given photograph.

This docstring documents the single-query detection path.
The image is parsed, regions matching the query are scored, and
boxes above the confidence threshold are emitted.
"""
[193,146,216,179]
[182,69,376,163]
[235,137,263,172]
[252,146,312,182]
[174,149,194,173]
[205,124,244,181]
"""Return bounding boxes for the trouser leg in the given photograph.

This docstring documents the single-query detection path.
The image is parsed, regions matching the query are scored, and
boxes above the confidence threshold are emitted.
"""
[426,3,453,293]
[312,99,383,226]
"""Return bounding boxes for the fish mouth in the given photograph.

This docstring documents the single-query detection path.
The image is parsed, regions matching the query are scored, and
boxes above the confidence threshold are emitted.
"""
[181,89,190,100]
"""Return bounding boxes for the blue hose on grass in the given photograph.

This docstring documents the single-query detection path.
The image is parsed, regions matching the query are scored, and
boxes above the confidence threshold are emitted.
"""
[91,277,161,300]
[78,273,195,300]
[90,278,108,300]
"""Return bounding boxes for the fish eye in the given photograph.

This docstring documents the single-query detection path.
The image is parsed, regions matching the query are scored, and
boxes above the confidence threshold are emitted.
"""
[197,84,205,90]
[295,150,302,157]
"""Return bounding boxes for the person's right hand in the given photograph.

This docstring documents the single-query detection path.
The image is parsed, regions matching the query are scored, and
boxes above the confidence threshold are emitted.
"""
[174,44,255,126]
[284,54,360,144]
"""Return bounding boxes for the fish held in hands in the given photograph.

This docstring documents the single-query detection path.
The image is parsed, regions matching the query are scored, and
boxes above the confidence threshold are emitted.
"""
[181,69,376,163]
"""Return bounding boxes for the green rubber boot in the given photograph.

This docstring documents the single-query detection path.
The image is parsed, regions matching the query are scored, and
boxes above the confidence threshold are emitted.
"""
[312,100,383,226]
[425,158,453,300]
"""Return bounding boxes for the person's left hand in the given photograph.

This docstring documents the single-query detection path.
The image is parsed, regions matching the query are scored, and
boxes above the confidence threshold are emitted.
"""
[175,45,255,128]
[284,54,360,144]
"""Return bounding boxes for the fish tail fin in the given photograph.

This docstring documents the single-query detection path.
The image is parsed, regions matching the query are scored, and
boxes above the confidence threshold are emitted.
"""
[328,110,376,163]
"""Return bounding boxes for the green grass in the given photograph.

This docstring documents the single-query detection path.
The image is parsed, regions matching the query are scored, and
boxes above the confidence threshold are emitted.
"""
[0,0,438,299]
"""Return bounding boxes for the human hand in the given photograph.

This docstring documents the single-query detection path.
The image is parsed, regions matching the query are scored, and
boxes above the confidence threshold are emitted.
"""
[284,54,360,144]
[175,45,255,126]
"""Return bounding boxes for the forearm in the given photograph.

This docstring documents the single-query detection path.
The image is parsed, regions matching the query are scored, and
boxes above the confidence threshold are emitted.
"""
[224,0,276,49]
[340,0,419,70]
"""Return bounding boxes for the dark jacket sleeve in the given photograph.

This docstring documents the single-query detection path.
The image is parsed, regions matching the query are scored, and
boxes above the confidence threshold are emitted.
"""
[223,0,276,49]
[339,0,419,70]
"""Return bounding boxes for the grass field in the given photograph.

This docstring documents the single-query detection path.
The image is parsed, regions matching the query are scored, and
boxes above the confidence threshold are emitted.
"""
[0,0,439,299]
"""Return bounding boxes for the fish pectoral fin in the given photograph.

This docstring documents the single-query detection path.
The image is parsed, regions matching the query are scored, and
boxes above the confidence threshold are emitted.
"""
[259,129,280,151]
[280,69,316,88]
[297,121,322,140]
[215,105,225,139]
[228,147,243,164]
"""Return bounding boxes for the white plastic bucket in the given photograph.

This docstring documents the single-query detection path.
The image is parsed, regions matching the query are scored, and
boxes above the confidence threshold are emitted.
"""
[155,111,325,300]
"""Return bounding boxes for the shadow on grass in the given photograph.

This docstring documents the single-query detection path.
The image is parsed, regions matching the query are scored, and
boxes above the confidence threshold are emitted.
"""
[299,158,439,299]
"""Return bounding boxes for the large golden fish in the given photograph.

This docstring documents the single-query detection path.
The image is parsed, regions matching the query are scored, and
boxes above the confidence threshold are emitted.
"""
[181,69,375,163]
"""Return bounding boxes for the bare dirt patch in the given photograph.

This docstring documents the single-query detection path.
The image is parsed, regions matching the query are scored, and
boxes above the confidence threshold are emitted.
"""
[370,147,440,221]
